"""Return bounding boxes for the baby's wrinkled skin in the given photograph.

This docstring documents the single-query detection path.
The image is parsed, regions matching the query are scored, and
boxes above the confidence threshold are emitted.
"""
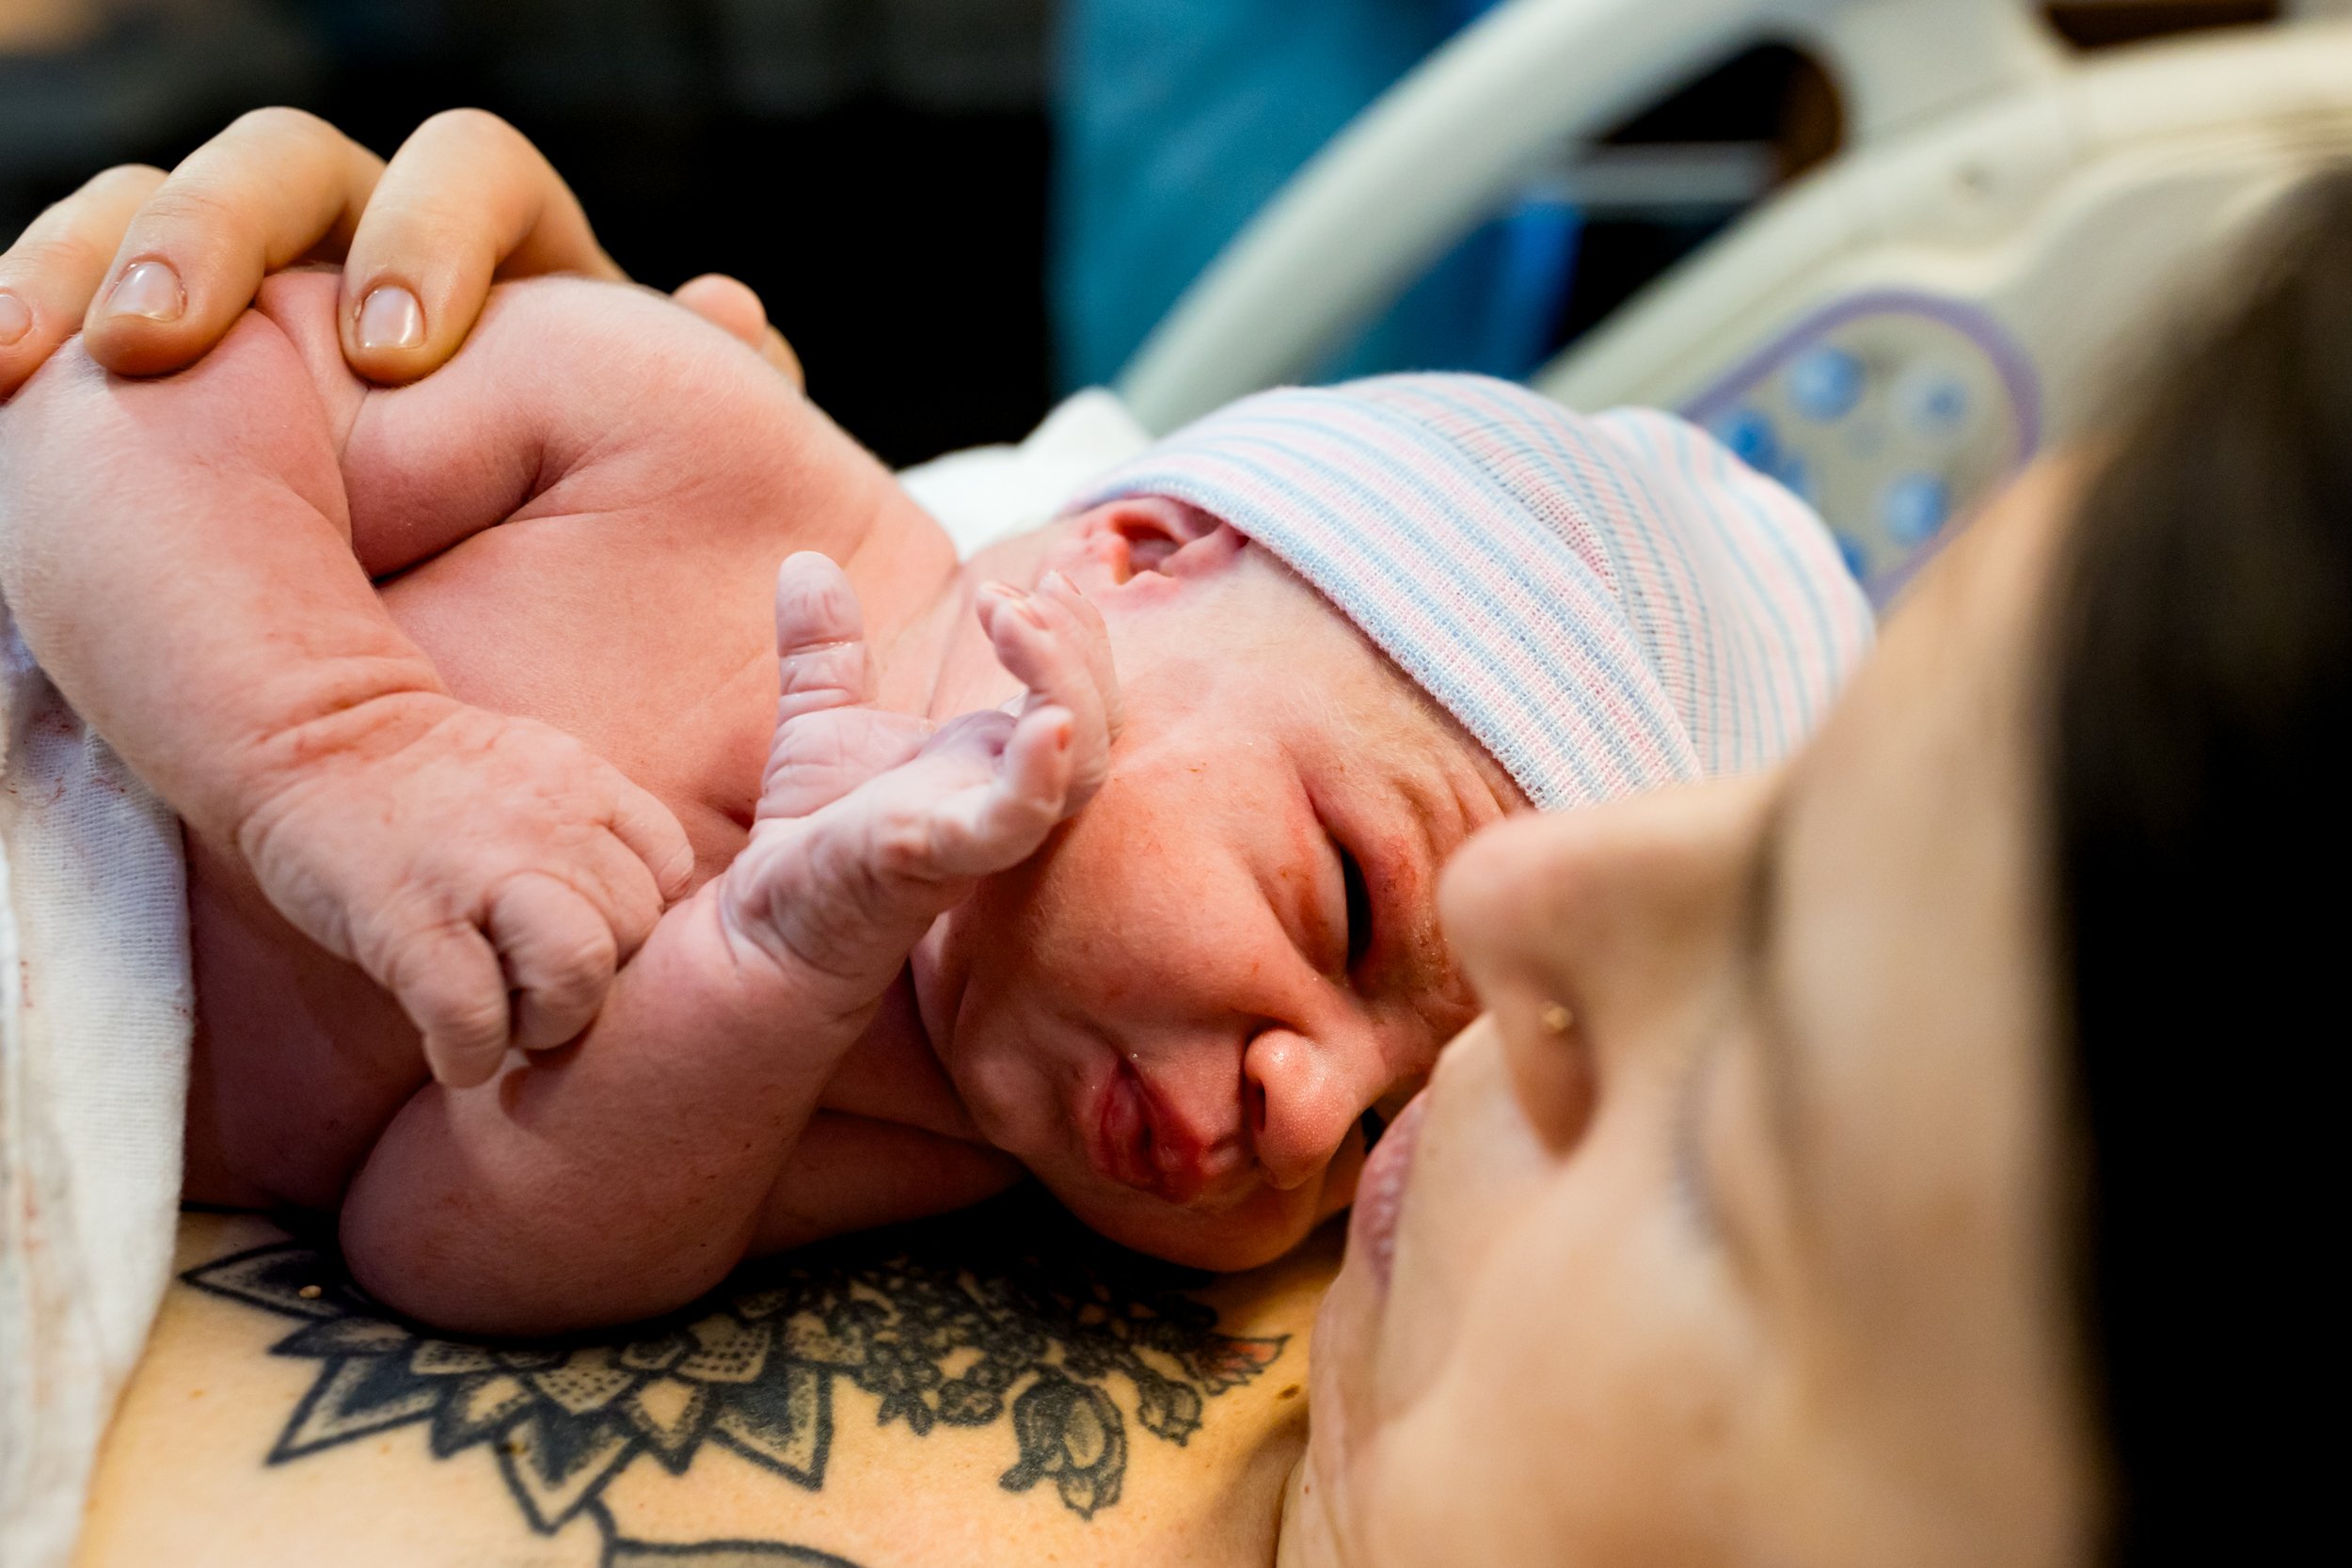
[0,271,1521,1335]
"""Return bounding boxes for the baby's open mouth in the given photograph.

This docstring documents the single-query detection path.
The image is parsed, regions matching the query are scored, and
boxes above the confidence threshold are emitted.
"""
[1089,1058,1215,1206]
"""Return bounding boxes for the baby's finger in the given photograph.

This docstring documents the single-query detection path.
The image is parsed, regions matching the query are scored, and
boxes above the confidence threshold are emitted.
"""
[673,273,804,388]
[763,552,928,818]
[566,823,670,961]
[338,108,623,384]
[389,923,514,1089]
[1035,571,1123,739]
[488,874,620,1051]
[773,552,873,721]
[604,773,696,905]
[761,707,930,822]
[925,705,1074,878]
[81,108,384,377]
[0,164,165,399]
[977,583,1114,805]
[1027,571,1121,801]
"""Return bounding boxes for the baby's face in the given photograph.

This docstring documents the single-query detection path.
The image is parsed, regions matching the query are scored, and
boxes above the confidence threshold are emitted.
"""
[914,528,1524,1269]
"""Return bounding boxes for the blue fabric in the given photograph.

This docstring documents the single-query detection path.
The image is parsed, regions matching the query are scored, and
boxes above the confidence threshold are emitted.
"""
[1050,0,1579,392]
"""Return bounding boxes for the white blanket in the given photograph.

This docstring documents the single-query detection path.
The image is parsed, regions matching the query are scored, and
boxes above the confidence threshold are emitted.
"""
[0,604,194,1568]
[0,388,1150,1568]
[898,387,1152,557]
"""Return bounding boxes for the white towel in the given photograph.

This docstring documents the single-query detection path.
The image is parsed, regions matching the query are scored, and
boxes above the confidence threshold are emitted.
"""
[899,388,1152,559]
[0,604,194,1568]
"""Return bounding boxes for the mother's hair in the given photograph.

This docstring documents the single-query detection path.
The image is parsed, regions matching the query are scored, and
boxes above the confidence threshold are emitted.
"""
[2050,170,2349,1560]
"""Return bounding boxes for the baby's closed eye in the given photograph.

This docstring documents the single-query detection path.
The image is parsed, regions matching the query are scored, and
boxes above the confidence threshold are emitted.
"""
[1333,834,1375,974]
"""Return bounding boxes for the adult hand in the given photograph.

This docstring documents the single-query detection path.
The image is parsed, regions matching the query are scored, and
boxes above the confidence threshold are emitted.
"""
[0,106,802,398]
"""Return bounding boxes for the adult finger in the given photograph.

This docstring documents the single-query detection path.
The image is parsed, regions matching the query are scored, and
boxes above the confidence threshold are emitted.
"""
[337,108,625,384]
[488,874,620,1052]
[81,108,384,376]
[0,164,165,400]
[673,273,804,388]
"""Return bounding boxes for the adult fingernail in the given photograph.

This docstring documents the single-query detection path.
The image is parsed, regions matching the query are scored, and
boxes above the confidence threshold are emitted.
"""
[0,291,29,346]
[358,284,425,350]
[103,260,183,323]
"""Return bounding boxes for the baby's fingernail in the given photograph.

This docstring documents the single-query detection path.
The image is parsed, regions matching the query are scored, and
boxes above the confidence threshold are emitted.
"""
[0,291,31,346]
[1044,570,1079,595]
[357,284,425,350]
[102,260,183,324]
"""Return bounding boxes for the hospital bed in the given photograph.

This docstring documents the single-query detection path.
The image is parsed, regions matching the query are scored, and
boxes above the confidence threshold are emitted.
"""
[1118,0,2352,603]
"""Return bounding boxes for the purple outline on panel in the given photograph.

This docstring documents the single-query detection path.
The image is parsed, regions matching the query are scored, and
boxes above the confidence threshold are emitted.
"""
[1679,288,2044,462]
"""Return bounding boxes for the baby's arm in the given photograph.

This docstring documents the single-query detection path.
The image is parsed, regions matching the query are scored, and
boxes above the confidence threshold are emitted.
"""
[0,273,696,1082]
[340,562,1119,1335]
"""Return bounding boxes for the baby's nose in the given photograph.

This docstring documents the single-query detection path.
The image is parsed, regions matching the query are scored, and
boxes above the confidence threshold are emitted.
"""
[1244,1027,1375,1191]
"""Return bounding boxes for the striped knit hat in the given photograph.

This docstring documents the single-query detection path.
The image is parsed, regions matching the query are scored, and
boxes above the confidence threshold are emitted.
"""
[1069,374,1874,809]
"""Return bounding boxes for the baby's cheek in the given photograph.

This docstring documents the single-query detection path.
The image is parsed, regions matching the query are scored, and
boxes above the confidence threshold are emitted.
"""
[1393,952,1484,1064]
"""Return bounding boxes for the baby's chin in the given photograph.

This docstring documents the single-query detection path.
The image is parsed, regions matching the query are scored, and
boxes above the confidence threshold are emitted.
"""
[914,915,1351,1273]
[1040,1164,1344,1273]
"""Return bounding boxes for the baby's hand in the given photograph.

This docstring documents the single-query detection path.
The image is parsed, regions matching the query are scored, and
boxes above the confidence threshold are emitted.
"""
[720,554,1119,992]
[234,699,694,1086]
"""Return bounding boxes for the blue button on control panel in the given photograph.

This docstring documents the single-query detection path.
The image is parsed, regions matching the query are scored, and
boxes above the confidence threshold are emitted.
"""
[1893,364,1971,442]
[1711,407,1778,473]
[1881,473,1950,546]
[1786,346,1866,422]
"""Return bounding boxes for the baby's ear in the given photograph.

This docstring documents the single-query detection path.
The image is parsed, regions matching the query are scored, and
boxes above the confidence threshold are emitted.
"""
[1055,497,1245,588]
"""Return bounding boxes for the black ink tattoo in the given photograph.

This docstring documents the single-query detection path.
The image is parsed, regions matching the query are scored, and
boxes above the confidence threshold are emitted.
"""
[181,1192,1286,1564]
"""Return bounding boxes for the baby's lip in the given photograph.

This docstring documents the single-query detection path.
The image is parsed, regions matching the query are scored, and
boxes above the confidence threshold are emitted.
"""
[1087,1057,1220,1206]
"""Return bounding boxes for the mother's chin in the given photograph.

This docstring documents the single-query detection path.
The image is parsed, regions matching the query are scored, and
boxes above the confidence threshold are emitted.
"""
[1277,1084,1424,1567]
[1276,1254,1377,1568]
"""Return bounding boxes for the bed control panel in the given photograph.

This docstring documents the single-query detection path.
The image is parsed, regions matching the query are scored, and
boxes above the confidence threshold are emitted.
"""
[1682,292,2041,607]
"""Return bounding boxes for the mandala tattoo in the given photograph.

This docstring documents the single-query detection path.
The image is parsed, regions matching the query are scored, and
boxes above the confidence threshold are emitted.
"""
[182,1193,1286,1562]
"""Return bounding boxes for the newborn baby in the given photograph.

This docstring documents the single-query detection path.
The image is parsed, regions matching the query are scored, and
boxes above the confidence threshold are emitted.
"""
[0,271,1867,1334]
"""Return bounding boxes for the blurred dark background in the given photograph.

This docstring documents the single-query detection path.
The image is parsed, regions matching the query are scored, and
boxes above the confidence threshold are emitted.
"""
[0,0,2279,466]
[1,0,1056,465]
